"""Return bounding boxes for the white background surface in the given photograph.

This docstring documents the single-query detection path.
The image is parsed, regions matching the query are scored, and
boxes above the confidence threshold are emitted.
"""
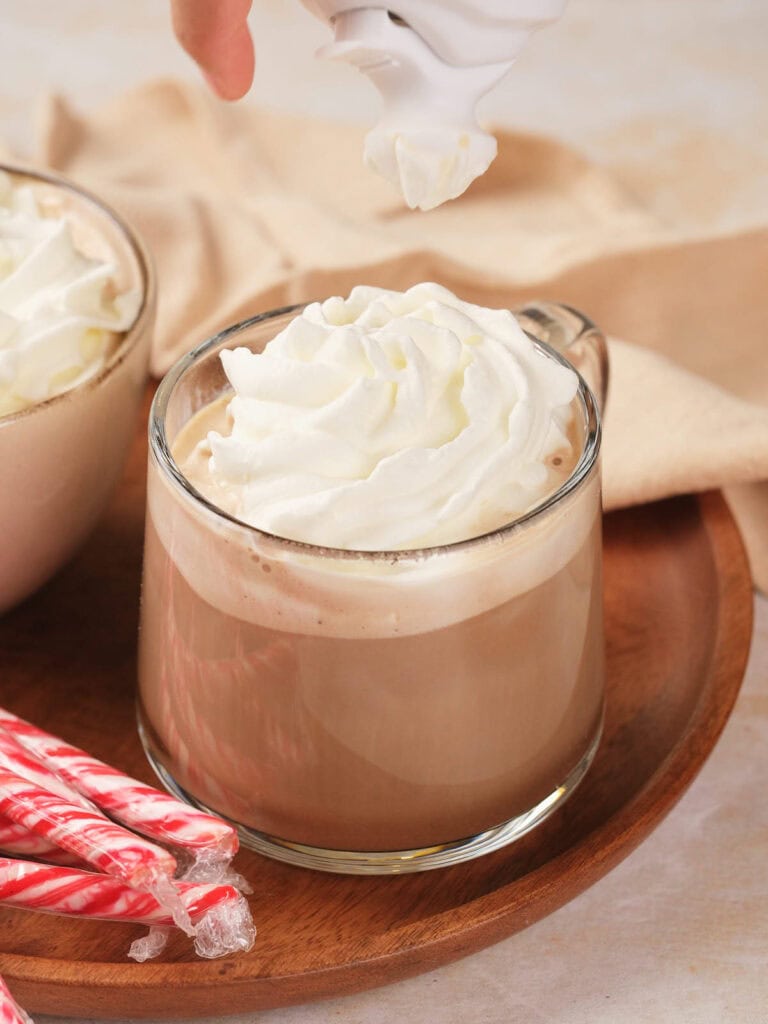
[0,2,766,1021]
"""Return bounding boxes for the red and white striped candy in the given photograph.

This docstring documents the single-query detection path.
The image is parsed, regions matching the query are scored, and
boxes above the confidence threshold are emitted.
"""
[0,729,91,865]
[0,710,237,859]
[0,856,233,926]
[0,974,32,1024]
[0,857,255,959]
[0,729,93,865]
[0,817,81,866]
[0,767,177,891]
[0,727,94,811]
[0,816,61,858]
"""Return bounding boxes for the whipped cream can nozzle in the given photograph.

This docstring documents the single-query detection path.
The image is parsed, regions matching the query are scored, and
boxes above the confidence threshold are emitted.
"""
[303,0,568,209]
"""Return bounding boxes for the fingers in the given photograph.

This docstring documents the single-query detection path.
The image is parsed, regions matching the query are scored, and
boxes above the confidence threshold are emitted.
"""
[171,0,255,101]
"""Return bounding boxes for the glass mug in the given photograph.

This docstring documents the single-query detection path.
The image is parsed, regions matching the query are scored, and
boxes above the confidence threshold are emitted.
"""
[138,301,607,874]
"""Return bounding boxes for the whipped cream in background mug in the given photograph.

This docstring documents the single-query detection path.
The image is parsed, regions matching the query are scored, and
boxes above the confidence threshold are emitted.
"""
[0,169,140,417]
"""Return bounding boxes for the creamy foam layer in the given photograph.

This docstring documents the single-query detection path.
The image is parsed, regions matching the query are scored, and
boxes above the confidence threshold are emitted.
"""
[181,283,580,550]
[149,463,599,640]
[0,170,141,416]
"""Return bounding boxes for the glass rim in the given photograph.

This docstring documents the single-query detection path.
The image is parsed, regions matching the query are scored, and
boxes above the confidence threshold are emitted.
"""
[149,303,602,561]
[0,162,155,428]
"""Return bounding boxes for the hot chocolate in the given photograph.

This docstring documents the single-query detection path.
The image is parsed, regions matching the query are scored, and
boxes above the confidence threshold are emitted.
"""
[138,287,604,871]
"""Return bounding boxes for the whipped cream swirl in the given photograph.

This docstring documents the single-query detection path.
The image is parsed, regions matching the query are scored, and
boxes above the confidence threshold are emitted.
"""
[199,283,580,550]
[0,170,140,417]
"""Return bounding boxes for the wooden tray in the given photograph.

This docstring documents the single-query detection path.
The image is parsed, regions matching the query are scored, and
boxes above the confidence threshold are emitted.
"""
[0,391,753,1020]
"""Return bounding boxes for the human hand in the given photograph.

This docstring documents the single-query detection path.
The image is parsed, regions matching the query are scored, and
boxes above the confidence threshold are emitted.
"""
[171,0,255,100]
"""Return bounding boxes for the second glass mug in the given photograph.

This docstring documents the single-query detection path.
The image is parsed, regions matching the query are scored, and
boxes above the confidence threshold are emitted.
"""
[138,300,608,874]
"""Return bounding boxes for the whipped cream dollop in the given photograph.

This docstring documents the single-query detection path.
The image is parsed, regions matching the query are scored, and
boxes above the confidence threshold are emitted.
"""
[0,170,140,417]
[319,8,508,211]
[187,284,580,551]
[364,127,498,213]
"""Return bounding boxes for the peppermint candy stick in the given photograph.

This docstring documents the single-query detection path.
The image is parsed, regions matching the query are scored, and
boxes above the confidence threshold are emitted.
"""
[0,727,92,865]
[0,817,81,867]
[0,767,194,933]
[0,816,66,860]
[0,857,255,960]
[0,975,32,1024]
[0,727,95,811]
[0,711,237,864]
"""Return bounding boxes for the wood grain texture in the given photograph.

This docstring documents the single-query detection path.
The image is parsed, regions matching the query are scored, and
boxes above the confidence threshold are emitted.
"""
[0,388,754,1019]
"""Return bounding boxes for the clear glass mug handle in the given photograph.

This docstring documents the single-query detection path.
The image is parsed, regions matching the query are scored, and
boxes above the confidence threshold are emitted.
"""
[515,301,609,412]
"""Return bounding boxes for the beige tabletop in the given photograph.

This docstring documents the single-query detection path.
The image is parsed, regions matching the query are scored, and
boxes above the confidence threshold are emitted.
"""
[1,2,766,1022]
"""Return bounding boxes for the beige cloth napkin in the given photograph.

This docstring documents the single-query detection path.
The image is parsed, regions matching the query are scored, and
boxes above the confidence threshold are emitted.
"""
[33,79,768,589]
